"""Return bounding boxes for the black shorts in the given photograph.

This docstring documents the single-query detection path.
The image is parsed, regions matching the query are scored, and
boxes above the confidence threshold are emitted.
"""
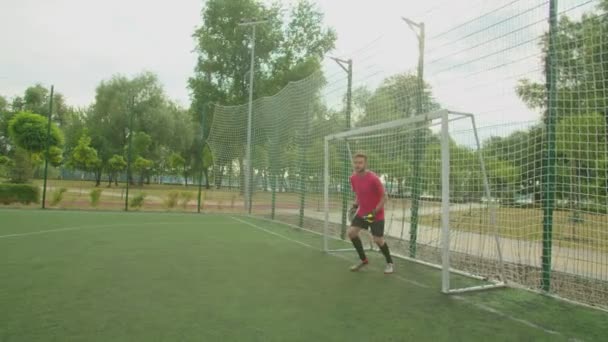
[351,216,385,237]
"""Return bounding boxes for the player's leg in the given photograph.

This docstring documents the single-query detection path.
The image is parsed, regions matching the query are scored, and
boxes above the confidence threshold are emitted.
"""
[348,216,369,271]
[371,221,394,274]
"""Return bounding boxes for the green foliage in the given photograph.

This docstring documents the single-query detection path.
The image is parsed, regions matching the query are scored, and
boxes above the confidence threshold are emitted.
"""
[88,72,173,185]
[129,193,146,209]
[486,158,521,205]
[201,144,214,171]
[165,191,179,209]
[107,154,127,184]
[0,95,7,113]
[556,113,607,206]
[359,73,439,126]
[70,133,101,172]
[516,6,608,118]
[132,132,152,158]
[189,0,335,119]
[50,188,68,207]
[89,188,103,207]
[180,192,194,209]
[23,84,49,115]
[8,112,64,153]
[557,113,606,162]
[133,157,154,185]
[0,183,39,205]
[8,148,33,183]
[0,155,11,178]
[168,153,185,175]
[48,146,64,167]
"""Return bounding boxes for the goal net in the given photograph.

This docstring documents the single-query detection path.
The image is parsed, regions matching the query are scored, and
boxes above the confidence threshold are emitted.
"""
[323,109,505,294]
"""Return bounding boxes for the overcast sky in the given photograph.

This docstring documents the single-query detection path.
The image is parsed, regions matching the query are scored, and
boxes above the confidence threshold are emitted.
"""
[0,0,598,135]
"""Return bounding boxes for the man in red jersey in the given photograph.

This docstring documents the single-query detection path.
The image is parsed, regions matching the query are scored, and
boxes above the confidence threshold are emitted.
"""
[348,152,394,274]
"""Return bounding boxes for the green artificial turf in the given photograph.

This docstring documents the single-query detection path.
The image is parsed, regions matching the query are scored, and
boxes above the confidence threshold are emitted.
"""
[0,209,606,341]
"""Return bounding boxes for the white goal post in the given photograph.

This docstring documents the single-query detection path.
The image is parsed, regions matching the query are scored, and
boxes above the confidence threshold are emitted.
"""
[323,109,506,294]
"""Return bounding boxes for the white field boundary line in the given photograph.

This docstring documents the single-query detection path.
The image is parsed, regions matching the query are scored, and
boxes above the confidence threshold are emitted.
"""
[231,216,573,340]
[0,221,227,240]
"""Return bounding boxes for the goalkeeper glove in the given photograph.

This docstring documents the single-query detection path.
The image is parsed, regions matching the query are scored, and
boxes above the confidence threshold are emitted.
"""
[363,209,377,223]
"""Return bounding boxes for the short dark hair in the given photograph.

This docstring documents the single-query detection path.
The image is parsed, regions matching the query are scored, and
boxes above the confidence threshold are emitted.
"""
[353,152,368,161]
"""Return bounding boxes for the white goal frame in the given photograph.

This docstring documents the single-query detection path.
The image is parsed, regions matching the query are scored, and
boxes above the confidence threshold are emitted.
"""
[323,109,506,294]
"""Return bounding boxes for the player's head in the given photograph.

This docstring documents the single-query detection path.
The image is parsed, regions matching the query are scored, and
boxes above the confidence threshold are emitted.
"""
[353,152,368,174]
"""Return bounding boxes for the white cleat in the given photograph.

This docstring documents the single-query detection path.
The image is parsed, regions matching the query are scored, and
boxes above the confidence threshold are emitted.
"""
[384,263,394,274]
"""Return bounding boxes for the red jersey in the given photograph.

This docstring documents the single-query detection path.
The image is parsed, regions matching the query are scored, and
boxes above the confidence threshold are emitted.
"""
[350,171,385,221]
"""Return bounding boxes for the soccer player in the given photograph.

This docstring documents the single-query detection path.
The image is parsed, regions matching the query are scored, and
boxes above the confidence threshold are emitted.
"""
[348,152,394,274]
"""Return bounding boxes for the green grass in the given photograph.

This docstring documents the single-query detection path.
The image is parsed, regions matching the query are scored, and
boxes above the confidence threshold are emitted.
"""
[0,210,606,341]
[420,207,608,252]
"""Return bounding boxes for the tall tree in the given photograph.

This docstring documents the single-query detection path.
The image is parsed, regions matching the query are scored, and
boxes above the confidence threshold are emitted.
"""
[7,112,64,182]
[88,72,173,185]
[189,0,336,117]
[516,2,608,119]
[190,0,335,193]
[69,133,101,182]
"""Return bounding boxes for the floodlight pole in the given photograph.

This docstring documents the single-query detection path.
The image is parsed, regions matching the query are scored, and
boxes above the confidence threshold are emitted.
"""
[330,57,353,239]
[125,96,135,212]
[197,103,209,213]
[239,18,269,214]
[41,85,54,209]
[402,16,426,258]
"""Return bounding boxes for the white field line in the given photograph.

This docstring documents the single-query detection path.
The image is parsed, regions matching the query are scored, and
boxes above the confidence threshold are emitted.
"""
[0,221,224,240]
[231,216,574,340]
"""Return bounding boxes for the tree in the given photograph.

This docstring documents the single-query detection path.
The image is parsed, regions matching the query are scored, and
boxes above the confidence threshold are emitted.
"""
[88,72,173,186]
[358,73,439,127]
[7,112,64,183]
[516,2,608,120]
[8,148,33,183]
[23,85,49,115]
[189,0,336,121]
[166,106,196,186]
[482,127,544,202]
[107,154,127,186]
[189,0,335,195]
[515,2,608,209]
[48,146,63,167]
[201,144,214,189]
[168,152,186,184]
[0,95,11,155]
[70,133,101,184]
[0,95,7,113]
[0,154,10,179]
[556,113,607,221]
[8,112,63,153]
[486,157,521,205]
[133,157,154,186]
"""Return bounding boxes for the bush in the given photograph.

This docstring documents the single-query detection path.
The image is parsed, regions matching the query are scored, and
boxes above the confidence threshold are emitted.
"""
[9,148,33,183]
[0,183,40,205]
[180,192,194,209]
[165,191,179,209]
[0,155,12,179]
[50,188,67,207]
[130,193,146,209]
[89,188,103,207]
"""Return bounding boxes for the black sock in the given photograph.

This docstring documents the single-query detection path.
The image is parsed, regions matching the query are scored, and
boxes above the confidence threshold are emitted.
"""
[379,243,393,264]
[351,237,367,261]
